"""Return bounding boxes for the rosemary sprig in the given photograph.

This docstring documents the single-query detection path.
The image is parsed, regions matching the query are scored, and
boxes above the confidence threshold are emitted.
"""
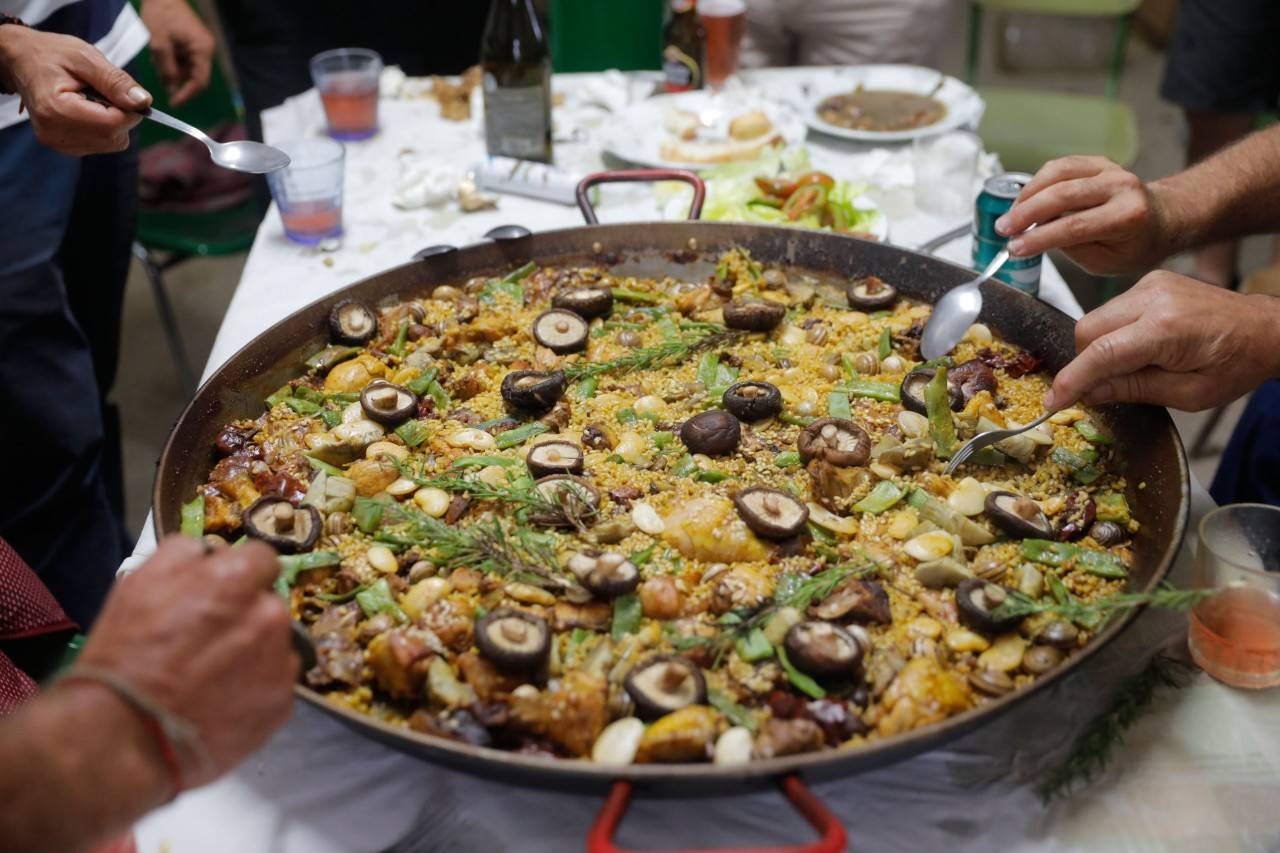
[991,583,1217,625]
[394,461,598,531]
[1036,654,1195,802]
[562,328,745,382]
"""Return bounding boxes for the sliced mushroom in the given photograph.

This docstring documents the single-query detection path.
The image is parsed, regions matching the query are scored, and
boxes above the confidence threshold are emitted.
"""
[552,286,613,320]
[899,367,963,416]
[797,417,870,467]
[328,299,378,345]
[722,299,786,332]
[784,621,864,677]
[532,309,589,354]
[529,475,600,527]
[501,370,568,413]
[809,578,891,624]
[525,440,585,478]
[948,359,997,405]
[359,380,419,425]
[624,655,707,720]
[955,578,1021,635]
[732,487,808,539]
[722,381,783,422]
[846,275,898,310]
[474,608,551,670]
[984,491,1054,539]
[568,551,640,598]
[242,497,320,553]
[679,410,741,456]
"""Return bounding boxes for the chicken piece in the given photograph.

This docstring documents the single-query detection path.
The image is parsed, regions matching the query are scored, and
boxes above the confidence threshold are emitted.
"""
[551,601,612,632]
[346,458,399,496]
[509,671,609,757]
[635,705,721,763]
[807,460,874,514]
[709,566,772,614]
[421,598,474,652]
[200,491,241,535]
[876,657,972,737]
[366,628,436,699]
[661,496,770,564]
[754,717,825,759]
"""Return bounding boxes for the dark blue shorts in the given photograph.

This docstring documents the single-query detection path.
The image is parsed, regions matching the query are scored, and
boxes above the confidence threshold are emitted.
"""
[1210,381,1280,507]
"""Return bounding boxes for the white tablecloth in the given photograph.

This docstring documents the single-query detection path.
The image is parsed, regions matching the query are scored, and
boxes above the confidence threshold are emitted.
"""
[125,68,1280,852]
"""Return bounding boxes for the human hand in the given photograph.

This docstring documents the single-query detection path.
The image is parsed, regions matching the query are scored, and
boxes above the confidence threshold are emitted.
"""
[0,26,149,155]
[77,536,297,789]
[1047,271,1280,411]
[995,156,1176,276]
[140,0,214,107]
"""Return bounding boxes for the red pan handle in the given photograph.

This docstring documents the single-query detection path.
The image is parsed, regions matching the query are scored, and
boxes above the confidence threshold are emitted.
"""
[586,775,848,853]
[576,169,707,224]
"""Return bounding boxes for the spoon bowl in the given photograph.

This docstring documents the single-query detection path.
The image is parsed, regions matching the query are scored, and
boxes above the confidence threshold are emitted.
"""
[143,104,291,174]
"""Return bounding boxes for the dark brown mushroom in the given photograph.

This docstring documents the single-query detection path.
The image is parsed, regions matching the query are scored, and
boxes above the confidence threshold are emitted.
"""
[722,381,783,422]
[501,370,568,413]
[242,497,320,553]
[797,417,870,467]
[955,579,1021,635]
[732,487,808,539]
[1056,492,1097,542]
[623,655,707,720]
[948,359,998,404]
[722,299,786,332]
[529,475,600,527]
[1089,520,1125,547]
[525,440,585,478]
[532,309,589,354]
[984,491,1054,539]
[1036,620,1080,650]
[846,275,898,310]
[679,410,741,456]
[783,621,864,677]
[474,608,551,671]
[552,286,613,321]
[809,578,892,624]
[1021,645,1062,675]
[359,380,419,425]
[328,299,378,345]
[567,551,640,598]
[900,367,963,415]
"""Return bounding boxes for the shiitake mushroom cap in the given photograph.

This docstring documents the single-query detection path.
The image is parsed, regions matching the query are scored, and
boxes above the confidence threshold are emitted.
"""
[359,380,419,425]
[624,655,707,720]
[984,491,1054,539]
[722,381,783,422]
[552,287,613,321]
[722,299,786,332]
[328,299,378,345]
[732,486,808,539]
[846,276,898,310]
[783,621,864,677]
[796,417,870,467]
[955,578,1022,635]
[525,440,585,478]
[242,497,320,553]
[680,410,741,456]
[474,608,551,670]
[899,367,963,416]
[501,370,568,413]
[567,551,640,598]
[532,309,590,354]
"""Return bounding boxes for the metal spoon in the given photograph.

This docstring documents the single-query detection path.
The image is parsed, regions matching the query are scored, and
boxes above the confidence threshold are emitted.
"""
[943,410,1055,476]
[144,106,291,173]
[920,222,1037,360]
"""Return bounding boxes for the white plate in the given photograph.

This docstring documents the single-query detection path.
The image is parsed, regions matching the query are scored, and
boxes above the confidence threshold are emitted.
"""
[804,64,985,143]
[598,90,809,170]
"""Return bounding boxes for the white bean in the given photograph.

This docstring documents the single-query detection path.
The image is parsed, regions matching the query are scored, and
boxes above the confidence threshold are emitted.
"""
[592,717,645,766]
[713,726,755,766]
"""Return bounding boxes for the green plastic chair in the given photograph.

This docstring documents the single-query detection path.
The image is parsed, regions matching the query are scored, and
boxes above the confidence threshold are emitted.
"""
[965,0,1140,173]
[548,0,662,72]
[130,12,261,394]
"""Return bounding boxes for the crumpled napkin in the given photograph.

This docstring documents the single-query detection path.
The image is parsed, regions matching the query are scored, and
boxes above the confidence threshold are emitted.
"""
[392,151,464,210]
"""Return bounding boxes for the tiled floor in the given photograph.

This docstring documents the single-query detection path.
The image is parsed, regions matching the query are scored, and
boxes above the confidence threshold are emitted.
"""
[114,18,1265,536]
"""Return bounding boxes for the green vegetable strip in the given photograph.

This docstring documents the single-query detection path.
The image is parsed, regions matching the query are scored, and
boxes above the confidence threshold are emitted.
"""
[780,412,815,427]
[695,470,730,484]
[352,497,385,533]
[827,391,852,420]
[672,454,699,478]
[283,397,322,416]
[394,419,431,447]
[775,450,802,468]
[1051,446,1103,484]
[481,278,524,304]
[611,287,661,304]
[324,392,361,404]
[355,578,408,623]
[734,628,773,663]
[707,689,759,733]
[265,385,293,410]
[387,319,410,357]
[304,345,359,371]
[968,447,1009,467]
[853,481,904,514]
[306,455,344,477]
[406,368,439,396]
[501,261,537,284]
[1075,420,1112,445]
[877,327,892,359]
[776,646,826,699]
[925,367,957,459]
[630,544,656,565]
[615,407,639,425]
[656,314,679,341]
[841,379,900,403]
[1021,539,1128,578]
[274,550,341,597]
[573,375,599,400]
[495,422,550,449]
[1096,492,1131,524]
[320,410,342,428]
[1047,572,1071,606]
[611,593,643,641]
[652,431,674,449]
[697,352,720,391]
[425,380,450,413]
[451,455,519,468]
[180,496,204,538]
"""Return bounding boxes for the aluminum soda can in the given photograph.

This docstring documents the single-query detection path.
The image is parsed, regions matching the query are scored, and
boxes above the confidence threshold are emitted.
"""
[973,172,1041,296]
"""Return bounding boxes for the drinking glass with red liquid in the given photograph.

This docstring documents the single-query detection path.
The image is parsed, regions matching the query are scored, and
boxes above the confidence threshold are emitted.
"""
[698,0,746,89]
[310,48,383,141]
[266,138,345,245]
[1188,503,1280,689]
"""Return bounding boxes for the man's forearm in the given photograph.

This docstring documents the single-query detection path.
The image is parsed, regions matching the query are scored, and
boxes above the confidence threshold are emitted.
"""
[0,683,169,852]
[1151,124,1280,255]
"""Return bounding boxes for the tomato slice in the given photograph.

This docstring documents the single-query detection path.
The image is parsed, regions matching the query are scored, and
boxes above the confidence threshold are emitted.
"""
[795,171,835,189]
[754,176,798,198]
[782,184,827,220]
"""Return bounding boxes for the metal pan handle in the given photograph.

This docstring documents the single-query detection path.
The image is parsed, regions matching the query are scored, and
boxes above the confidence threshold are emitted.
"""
[586,775,847,853]
[576,169,707,225]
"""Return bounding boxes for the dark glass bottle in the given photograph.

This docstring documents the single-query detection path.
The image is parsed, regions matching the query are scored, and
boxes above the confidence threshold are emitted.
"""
[481,0,553,163]
[662,0,705,93]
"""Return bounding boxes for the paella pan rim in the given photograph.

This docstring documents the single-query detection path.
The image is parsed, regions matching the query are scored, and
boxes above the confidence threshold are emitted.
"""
[153,221,1190,791]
